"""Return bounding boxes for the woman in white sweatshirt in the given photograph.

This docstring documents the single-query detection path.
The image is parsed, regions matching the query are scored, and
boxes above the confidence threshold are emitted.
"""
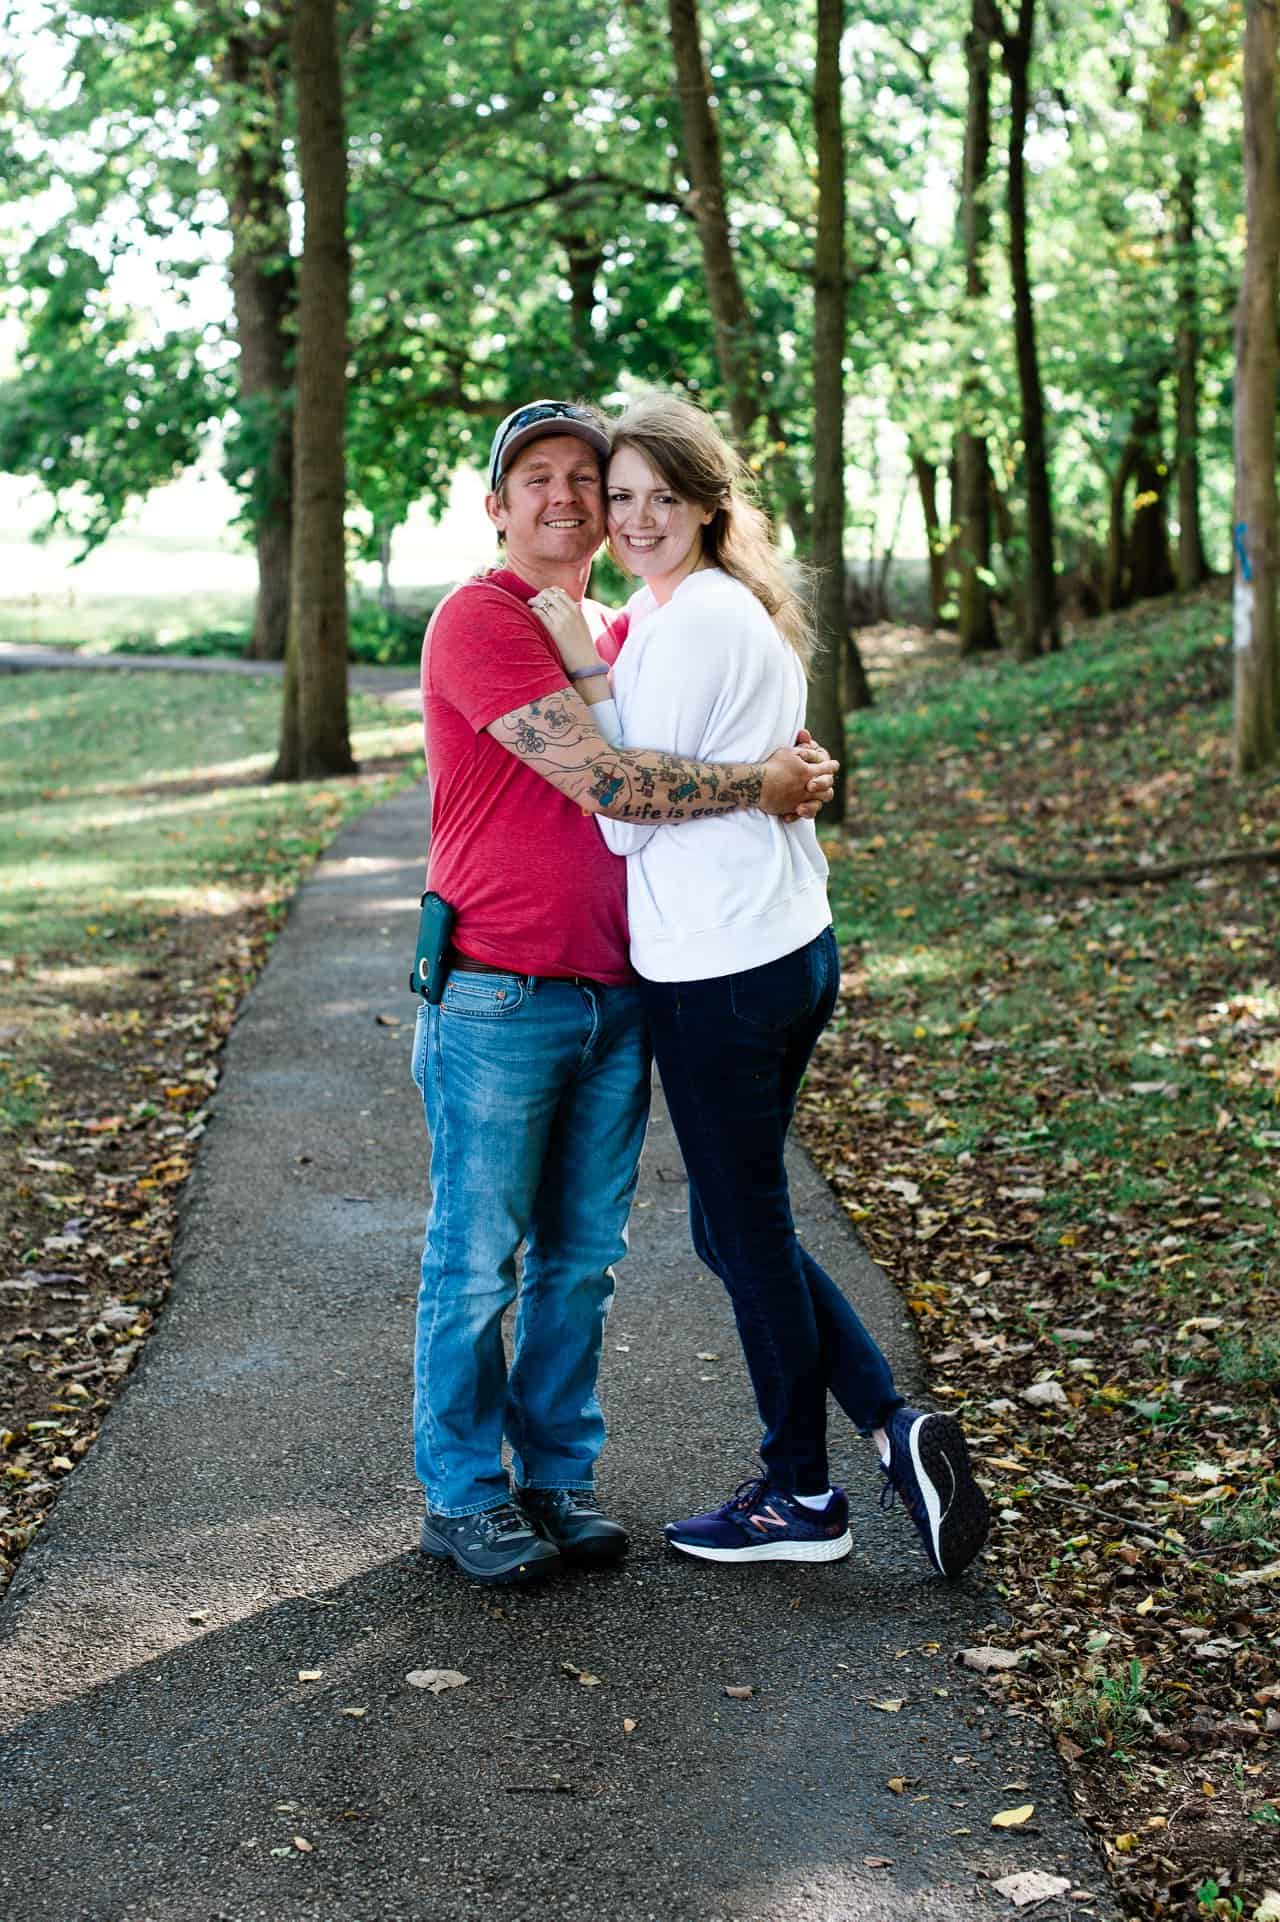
[532,395,988,1579]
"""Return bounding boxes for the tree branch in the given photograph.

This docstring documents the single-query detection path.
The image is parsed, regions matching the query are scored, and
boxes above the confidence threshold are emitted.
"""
[990,847,1280,887]
[370,171,687,228]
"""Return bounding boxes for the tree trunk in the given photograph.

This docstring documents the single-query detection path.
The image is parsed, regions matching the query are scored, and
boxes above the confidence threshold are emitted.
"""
[810,0,857,824]
[221,21,295,663]
[274,0,355,781]
[1128,401,1176,601]
[955,1,999,653]
[1169,0,1209,590]
[1233,0,1279,774]
[911,453,948,628]
[762,407,813,553]
[666,0,760,448]
[999,0,1059,657]
[1103,436,1140,611]
[565,233,604,371]
[377,524,395,610]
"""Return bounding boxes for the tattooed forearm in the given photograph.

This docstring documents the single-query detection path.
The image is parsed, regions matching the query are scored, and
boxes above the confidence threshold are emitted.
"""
[489,691,767,821]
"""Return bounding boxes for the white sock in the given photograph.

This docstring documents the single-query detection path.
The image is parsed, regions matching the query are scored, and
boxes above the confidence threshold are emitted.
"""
[874,1429,891,1466]
[793,1489,833,1511]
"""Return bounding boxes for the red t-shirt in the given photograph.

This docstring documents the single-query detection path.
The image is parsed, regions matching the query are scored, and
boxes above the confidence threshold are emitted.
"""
[421,570,632,984]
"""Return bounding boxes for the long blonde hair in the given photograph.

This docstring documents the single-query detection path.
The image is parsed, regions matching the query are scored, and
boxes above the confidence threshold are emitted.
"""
[607,395,816,670]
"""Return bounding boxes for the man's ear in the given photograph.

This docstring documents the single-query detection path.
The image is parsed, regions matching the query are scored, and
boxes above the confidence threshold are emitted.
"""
[484,490,507,535]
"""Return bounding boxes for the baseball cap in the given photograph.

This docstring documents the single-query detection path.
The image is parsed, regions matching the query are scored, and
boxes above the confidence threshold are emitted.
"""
[487,399,610,491]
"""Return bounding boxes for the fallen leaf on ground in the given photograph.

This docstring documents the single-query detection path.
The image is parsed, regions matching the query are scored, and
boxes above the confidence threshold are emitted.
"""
[1021,1380,1068,1409]
[724,1684,754,1699]
[406,1668,468,1693]
[992,1870,1071,1907]
[297,1669,323,1682]
[870,1698,904,1712]
[992,1804,1035,1828]
[1252,1892,1280,1922]
[1226,1559,1280,1587]
[292,1835,313,1853]
[862,1855,894,1869]
[340,1706,367,1718]
[622,1717,637,1734]
[958,1646,1020,1674]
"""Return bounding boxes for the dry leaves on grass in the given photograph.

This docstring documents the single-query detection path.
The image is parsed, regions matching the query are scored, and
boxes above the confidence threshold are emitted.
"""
[796,598,1280,1921]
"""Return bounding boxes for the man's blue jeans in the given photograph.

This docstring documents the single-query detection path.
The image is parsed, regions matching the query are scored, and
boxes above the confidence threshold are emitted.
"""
[411,970,650,1516]
[640,927,901,1497]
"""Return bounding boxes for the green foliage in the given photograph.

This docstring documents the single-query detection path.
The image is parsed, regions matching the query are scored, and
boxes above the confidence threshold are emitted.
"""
[1053,1658,1160,1757]
[345,596,439,666]
[0,0,1250,603]
[1195,1882,1245,1920]
[0,241,223,551]
[108,627,249,659]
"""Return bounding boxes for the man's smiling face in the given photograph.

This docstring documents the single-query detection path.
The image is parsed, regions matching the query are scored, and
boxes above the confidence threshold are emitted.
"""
[486,434,605,576]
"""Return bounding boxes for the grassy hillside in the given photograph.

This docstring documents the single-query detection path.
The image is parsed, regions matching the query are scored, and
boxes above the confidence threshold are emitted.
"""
[797,591,1280,1920]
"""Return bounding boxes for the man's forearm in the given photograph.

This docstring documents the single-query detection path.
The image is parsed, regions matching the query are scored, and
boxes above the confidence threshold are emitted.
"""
[489,692,762,821]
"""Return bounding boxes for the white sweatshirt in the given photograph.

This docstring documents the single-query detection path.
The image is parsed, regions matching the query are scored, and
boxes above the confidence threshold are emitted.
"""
[598,567,831,982]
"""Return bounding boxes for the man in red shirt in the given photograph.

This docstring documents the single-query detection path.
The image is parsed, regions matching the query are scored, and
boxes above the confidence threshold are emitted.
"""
[412,399,836,1586]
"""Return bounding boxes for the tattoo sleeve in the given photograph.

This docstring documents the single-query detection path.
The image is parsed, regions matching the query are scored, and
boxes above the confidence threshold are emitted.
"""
[486,688,765,820]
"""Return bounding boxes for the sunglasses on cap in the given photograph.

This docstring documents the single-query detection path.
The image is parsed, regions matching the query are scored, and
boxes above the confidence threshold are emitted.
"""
[487,400,610,491]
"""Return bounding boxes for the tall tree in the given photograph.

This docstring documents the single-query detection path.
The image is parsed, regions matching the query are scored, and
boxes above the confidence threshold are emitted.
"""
[984,0,1059,656]
[1168,0,1210,591]
[954,0,999,654]
[221,12,295,662]
[664,0,869,723]
[810,0,856,823]
[274,0,354,781]
[1232,0,1279,775]
[666,0,761,450]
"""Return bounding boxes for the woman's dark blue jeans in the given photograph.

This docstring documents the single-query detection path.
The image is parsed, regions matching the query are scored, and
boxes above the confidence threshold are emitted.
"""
[640,926,902,1497]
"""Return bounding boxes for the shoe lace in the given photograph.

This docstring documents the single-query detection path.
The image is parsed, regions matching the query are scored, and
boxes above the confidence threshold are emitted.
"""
[478,1502,530,1543]
[878,1461,925,1527]
[727,1475,769,1515]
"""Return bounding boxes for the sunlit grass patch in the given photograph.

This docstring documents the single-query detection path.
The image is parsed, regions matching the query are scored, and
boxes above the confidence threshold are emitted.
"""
[0,670,424,1069]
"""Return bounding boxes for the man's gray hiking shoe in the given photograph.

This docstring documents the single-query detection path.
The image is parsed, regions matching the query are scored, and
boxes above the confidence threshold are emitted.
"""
[420,1500,561,1585]
[520,1488,629,1564]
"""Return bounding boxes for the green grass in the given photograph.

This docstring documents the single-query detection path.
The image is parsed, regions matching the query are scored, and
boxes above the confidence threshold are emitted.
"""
[1052,1657,1161,1759]
[823,594,1280,1311]
[0,587,446,667]
[0,670,424,1126]
[0,587,258,654]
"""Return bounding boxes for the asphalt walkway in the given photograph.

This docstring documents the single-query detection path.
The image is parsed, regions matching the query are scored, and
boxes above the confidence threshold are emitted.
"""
[0,777,1116,1922]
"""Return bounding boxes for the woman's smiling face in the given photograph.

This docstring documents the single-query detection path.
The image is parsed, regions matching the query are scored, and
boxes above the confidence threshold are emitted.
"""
[606,445,715,597]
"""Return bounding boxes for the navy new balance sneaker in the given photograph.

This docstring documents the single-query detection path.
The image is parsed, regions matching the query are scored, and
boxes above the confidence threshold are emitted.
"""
[879,1405,989,1578]
[664,1478,852,1564]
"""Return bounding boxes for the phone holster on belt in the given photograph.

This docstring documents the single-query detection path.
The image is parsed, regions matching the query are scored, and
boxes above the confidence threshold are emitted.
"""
[410,891,455,1003]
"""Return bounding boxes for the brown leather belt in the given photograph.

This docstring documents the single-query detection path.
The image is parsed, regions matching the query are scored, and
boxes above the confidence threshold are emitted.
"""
[452,951,609,990]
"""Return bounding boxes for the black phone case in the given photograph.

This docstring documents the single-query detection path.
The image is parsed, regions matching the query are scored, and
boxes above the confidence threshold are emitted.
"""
[411,891,456,1003]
